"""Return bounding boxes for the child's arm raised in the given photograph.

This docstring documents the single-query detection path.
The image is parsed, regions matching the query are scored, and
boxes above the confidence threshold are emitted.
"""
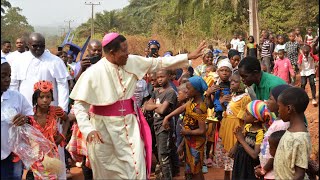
[155,100,171,114]
[162,104,187,129]
[180,120,206,136]
[234,126,261,159]
[180,108,206,136]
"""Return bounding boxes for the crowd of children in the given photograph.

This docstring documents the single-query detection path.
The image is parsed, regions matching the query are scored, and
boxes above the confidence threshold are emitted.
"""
[1,27,319,180]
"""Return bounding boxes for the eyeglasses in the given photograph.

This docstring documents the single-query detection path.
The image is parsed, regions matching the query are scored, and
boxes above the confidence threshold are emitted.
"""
[31,44,45,49]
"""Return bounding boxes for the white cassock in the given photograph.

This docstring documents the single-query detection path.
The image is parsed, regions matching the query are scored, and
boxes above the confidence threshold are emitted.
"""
[9,50,70,179]
[70,54,189,179]
[6,50,23,65]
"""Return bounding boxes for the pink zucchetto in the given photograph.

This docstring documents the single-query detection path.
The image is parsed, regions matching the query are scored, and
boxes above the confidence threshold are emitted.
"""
[101,32,120,47]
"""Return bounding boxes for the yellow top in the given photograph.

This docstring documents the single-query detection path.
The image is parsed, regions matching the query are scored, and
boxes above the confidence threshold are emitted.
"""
[219,93,251,151]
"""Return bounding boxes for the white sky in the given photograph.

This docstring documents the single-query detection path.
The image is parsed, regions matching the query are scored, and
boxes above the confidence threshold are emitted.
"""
[9,0,130,27]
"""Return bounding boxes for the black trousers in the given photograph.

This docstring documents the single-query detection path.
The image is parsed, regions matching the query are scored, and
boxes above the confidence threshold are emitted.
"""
[82,156,93,180]
[156,130,173,180]
[301,74,316,99]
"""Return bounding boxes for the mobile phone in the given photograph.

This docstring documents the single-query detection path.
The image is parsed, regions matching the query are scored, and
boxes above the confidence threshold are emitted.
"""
[88,55,100,64]
[149,48,157,57]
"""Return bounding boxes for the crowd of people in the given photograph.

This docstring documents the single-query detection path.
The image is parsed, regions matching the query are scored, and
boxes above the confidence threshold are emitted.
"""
[0,26,319,180]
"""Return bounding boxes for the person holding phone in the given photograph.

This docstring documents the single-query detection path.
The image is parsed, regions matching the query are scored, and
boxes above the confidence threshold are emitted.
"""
[74,40,102,81]
[147,40,160,58]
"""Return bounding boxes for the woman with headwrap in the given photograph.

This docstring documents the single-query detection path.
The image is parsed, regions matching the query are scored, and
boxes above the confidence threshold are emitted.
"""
[147,40,160,58]
[162,76,208,180]
[232,100,272,180]
[194,48,213,77]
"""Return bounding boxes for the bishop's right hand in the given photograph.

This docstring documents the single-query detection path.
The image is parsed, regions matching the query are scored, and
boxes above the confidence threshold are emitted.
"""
[187,41,207,60]
[87,130,104,144]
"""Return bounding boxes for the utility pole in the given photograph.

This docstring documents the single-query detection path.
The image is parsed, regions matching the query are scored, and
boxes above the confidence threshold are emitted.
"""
[60,27,66,37]
[248,0,259,44]
[64,20,74,32]
[85,1,101,38]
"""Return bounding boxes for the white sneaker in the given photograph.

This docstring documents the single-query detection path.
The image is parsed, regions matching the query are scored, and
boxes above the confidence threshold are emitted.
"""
[312,99,317,105]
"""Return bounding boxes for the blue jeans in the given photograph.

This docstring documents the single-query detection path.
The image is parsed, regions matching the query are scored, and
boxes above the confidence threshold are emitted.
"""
[1,153,23,180]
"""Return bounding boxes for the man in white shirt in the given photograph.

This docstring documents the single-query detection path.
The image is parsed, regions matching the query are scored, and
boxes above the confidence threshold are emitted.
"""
[9,33,70,179]
[6,38,26,65]
[230,34,240,50]
[1,40,12,57]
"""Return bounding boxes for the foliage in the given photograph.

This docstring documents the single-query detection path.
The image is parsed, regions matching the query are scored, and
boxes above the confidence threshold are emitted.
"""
[1,0,11,14]
[1,7,34,43]
[72,0,319,52]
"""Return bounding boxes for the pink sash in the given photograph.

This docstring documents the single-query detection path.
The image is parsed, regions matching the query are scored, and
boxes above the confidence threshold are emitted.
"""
[90,97,152,179]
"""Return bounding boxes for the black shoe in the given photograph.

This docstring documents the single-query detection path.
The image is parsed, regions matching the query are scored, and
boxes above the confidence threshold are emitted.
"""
[26,170,34,180]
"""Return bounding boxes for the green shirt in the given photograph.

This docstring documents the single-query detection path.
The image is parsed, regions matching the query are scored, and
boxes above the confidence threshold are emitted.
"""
[253,71,286,101]
[253,72,308,127]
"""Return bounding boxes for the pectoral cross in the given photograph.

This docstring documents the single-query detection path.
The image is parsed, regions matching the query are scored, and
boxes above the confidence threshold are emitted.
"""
[119,108,126,117]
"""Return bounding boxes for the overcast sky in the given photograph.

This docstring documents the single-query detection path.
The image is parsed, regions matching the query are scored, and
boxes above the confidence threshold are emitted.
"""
[9,0,129,27]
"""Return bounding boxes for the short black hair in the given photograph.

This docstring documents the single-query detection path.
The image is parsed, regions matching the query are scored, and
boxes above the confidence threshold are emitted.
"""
[228,49,240,59]
[278,87,309,113]
[1,40,11,46]
[206,65,216,72]
[278,49,286,53]
[157,68,170,75]
[56,51,67,57]
[301,45,311,52]
[181,73,191,79]
[238,56,261,73]
[103,35,126,54]
[269,130,286,144]
[32,89,54,106]
[177,83,187,92]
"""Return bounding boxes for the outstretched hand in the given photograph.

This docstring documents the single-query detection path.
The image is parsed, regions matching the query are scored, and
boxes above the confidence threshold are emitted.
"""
[187,41,207,60]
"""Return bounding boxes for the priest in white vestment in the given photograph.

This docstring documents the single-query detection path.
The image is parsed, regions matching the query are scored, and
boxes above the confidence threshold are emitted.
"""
[9,33,70,179]
[6,38,27,65]
[70,32,206,179]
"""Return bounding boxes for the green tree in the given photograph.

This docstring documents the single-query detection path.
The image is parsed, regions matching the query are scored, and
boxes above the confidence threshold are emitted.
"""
[1,7,34,43]
[1,0,11,14]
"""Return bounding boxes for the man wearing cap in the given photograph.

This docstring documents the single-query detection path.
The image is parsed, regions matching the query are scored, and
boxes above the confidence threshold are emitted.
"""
[70,32,206,179]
